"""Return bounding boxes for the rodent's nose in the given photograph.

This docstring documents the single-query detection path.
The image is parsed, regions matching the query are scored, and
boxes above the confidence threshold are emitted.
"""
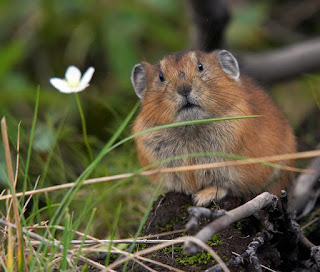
[177,84,192,96]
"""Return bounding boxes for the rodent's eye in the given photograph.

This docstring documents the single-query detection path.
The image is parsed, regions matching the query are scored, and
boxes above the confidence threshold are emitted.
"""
[159,72,165,82]
[198,61,204,72]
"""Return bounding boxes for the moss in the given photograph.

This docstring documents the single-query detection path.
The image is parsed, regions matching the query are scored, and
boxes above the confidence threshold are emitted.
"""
[236,221,242,231]
[177,251,215,266]
[207,234,224,246]
[155,216,180,232]
[164,245,216,268]
[222,255,229,262]
[136,243,147,251]
[179,205,191,212]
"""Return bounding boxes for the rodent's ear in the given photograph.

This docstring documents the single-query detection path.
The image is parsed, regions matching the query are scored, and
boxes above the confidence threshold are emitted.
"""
[131,63,147,99]
[217,50,240,80]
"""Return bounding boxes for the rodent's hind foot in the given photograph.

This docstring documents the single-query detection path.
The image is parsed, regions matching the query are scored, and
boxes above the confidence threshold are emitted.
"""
[193,186,228,207]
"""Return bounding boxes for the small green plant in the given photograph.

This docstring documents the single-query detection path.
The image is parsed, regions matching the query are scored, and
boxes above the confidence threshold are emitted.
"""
[207,234,224,246]
[236,221,243,231]
[164,245,215,267]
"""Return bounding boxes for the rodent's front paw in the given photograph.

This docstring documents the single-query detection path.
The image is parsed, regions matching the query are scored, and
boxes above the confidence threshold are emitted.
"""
[193,186,228,207]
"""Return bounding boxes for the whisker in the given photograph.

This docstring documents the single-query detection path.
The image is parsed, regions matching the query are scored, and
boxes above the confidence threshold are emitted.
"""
[205,95,249,116]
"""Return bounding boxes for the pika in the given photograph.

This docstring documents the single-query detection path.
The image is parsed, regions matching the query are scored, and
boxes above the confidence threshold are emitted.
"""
[131,50,296,206]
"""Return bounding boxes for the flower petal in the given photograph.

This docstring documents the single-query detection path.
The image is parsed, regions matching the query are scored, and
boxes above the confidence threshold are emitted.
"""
[80,67,95,86]
[50,78,73,93]
[65,66,81,85]
[72,83,89,93]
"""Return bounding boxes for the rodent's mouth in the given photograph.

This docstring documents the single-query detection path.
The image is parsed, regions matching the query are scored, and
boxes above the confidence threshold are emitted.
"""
[178,102,201,112]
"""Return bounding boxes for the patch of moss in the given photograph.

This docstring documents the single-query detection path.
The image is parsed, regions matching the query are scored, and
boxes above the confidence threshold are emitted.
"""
[177,251,214,266]
[207,234,224,246]
[222,255,229,262]
[236,221,242,231]
[155,216,180,232]
[179,205,191,212]
[164,245,215,268]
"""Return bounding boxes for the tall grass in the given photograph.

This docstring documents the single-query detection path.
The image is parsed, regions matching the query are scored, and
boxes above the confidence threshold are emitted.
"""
[0,85,258,270]
[0,87,319,271]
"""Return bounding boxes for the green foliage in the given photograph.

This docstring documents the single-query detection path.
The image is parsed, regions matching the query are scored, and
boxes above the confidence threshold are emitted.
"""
[165,245,214,267]
[227,2,271,49]
[0,0,188,240]
[207,234,224,246]
[0,0,319,270]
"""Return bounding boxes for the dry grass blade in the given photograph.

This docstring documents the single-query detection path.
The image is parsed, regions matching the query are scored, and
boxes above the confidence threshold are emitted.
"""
[105,236,229,272]
[22,176,40,216]
[30,238,186,246]
[1,117,26,271]
[129,259,157,272]
[82,248,185,272]
[0,149,319,202]
[138,229,186,239]
[301,217,319,231]
[0,218,109,271]
[14,122,21,187]
[158,150,320,174]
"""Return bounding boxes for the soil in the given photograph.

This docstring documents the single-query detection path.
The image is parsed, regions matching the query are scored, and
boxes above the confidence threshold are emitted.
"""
[130,192,281,272]
[79,192,320,272]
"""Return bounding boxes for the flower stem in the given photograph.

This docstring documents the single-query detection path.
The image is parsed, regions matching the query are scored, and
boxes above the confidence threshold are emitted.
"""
[74,93,94,162]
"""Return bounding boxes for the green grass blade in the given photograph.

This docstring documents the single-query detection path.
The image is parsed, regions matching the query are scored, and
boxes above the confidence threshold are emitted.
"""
[105,202,122,267]
[74,207,97,267]
[75,93,94,162]
[122,180,162,272]
[102,115,260,158]
[30,102,140,269]
[22,86,40,203]
[60,210,71,270]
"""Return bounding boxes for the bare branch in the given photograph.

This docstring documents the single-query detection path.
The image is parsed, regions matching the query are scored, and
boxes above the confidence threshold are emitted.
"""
[186,207,225,233]
[240,38,320,83]
[207,225,274,272]
[105,236,229,272]
[184,192,278,254]
[290,144,320,217]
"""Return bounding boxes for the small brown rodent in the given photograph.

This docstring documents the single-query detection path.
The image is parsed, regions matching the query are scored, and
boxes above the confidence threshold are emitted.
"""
[131,50,296,206]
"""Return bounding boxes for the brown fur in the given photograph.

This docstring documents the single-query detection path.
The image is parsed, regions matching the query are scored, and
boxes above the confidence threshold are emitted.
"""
[132,50,296,206]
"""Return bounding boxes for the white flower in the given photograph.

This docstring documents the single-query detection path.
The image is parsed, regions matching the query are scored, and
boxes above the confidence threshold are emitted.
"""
[50,66,95,93]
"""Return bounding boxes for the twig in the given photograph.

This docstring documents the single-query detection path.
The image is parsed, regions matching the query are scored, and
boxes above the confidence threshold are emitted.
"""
[1,149,319,201]
[184,192,277,254]
[301,217,319,231]
[241,38,320,83]
[186,207,226,232]
[290,144,320,217]
[105,236,229,272]
[22,176,40,216]
[231,252,277,272]
[207,227,274,272]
